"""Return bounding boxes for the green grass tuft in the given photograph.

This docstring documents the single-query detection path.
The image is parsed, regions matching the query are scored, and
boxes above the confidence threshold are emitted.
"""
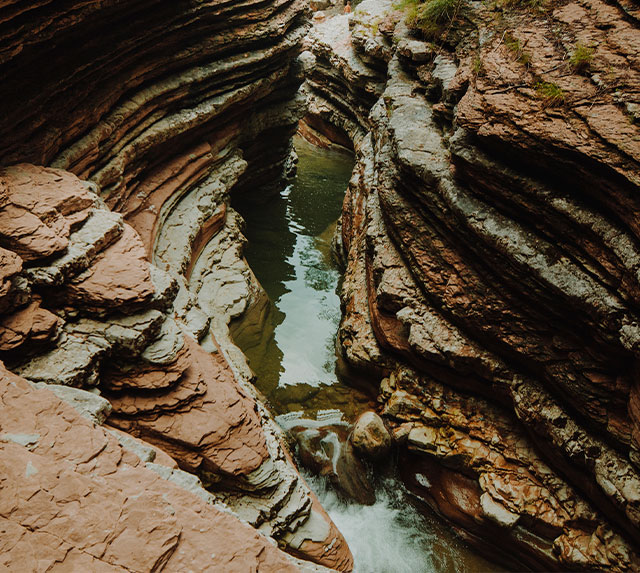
[472,55,485,77]
[393,0,419,11]
[397,0,464,39]
[504,31,531,66]
[569,43,594,74]
[497,0,548,11]
[535,81,565,106]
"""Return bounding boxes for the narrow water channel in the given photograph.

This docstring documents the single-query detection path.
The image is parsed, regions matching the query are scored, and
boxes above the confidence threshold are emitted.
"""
[232,137,499,572]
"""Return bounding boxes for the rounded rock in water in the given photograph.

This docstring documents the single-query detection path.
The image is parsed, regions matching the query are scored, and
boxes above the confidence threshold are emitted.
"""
[350,411,391,461]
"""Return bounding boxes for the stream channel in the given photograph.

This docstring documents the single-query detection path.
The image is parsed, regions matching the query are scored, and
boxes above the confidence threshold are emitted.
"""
[232,137,499,572]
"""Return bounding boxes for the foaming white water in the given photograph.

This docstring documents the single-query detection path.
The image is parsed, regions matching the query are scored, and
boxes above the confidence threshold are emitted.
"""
[276,409,348,431]
[306,474,439,573]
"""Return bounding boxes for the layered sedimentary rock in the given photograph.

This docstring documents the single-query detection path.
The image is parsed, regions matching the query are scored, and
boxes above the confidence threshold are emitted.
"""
[0,363,332,572]
[304,0,640,569]
[0,1,354,570]
[0,164,352,570]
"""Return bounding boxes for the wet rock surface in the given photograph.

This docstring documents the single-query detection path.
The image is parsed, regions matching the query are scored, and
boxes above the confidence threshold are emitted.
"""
[350,411,391,461]
[303,0,640,570]
[289,416,377,506]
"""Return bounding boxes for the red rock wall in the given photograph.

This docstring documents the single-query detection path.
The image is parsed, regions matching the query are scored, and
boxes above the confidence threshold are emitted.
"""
[304,1,640,570]
[0,362,306,572]
[0,0,307,243]
[0,1,356,570]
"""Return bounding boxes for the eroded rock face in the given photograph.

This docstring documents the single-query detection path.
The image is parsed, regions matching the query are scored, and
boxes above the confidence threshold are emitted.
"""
[0,363,332,572]
[0,161,352,570]
[303,0,640,569]
[0,0,358,560]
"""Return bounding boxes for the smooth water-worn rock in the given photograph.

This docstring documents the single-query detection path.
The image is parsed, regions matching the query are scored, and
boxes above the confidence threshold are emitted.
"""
[350,411,391,461]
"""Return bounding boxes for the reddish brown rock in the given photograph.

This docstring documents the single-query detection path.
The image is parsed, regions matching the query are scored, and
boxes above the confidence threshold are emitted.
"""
[108,363,206,417]
[108,335,269,477]
[0,161,352,571]
[391,366,640,571]
[123,141,219,258]
[0,297,61,353]
[0,247,24,314]
[292,497,357,571]
[0,164,94,262]
[66,224,155,313]
[298,116,354,151]
[0,0,355,569]
[0,363,312,572]
[102,341,192,391]
[105,425,179,469]
[305,1,640,569]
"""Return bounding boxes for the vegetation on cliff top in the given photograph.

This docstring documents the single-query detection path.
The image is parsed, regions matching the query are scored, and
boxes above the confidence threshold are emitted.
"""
[397,0,465,38]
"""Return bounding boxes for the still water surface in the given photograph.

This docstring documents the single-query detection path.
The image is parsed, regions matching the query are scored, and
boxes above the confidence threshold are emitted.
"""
[233,137,499,572]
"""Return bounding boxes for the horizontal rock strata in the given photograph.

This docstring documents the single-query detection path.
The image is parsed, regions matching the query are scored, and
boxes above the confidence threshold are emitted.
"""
[303,0,640,570]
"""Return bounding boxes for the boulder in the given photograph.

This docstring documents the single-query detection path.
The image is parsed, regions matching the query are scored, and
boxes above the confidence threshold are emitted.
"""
[350,411,391,460]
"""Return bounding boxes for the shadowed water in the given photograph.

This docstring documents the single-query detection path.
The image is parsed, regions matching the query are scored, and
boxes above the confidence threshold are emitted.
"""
[232,137,371,417]
[232,136,500,572]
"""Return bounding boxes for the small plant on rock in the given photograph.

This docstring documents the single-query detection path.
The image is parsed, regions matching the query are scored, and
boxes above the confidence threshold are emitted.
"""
[535,81,565,106]
[472,55,485,77]
[525,0,546,10]
[569,42,594,74]
[499,0,547,10]
[399,0,465,39]
[504,31,531,67]
[383,95,394,114]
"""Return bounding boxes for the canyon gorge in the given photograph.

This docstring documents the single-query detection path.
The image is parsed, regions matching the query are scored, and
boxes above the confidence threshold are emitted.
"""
[0,0,639,571]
